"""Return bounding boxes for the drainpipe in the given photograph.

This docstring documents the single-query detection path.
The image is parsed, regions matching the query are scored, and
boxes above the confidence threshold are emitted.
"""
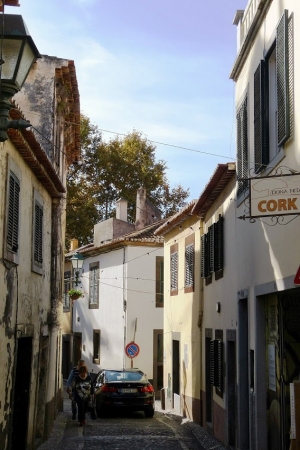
[198,218,204,424]
[123,246,127,369]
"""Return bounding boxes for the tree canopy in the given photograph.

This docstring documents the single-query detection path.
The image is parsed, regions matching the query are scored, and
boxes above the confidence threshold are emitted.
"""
[66,115,190,247]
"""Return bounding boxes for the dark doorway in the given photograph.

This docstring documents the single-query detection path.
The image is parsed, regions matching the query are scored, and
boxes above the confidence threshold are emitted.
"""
[172,339,180,407]
[238,298,250,449]
[62,335,71,379]
[153,330,163,399]
[11,337,33,450]
[227,335,237,447]
[73,333,82,366]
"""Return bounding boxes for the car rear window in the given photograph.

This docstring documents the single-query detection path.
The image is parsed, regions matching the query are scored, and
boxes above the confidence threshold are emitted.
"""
[106,371,145,381]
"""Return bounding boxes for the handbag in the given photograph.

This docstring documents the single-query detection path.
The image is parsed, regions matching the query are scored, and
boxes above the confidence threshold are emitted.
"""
[89,397,97,420]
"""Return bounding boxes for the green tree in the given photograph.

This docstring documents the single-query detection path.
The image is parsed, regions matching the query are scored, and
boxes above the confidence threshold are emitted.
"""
[66,115,190,247]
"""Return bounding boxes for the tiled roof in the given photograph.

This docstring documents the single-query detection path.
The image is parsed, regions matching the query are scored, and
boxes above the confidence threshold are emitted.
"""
[154,200,196,236]
[66,219,166,258]
[8,107,66,197]
[192,163,236,217]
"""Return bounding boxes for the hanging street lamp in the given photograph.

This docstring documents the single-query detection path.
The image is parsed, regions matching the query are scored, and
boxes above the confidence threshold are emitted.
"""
[0,14,41,141]
[70,252,84,286]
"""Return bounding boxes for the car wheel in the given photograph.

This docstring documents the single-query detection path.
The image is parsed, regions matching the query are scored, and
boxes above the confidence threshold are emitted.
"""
[144,407,154,418]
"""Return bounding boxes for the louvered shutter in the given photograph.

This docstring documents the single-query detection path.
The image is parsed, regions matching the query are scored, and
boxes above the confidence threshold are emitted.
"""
[170,252,178,291]
[236,96,248,196]
[254,61,268,173]
[201,235,205,278]
[276,10,290,146]
[208,225,214,274]
[214,216,224,272]
[210,340,218,385]
[185,244,194,287]
[216,340,223,393]
[7,174,20,253]
[89,263,99,305]
[34,202,43,265]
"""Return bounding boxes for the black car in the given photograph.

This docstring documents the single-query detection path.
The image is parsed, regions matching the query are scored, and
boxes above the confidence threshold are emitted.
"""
[94,368,155,418]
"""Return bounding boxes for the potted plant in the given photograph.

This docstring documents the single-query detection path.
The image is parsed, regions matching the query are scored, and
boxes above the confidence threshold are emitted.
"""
[67,288,84,301]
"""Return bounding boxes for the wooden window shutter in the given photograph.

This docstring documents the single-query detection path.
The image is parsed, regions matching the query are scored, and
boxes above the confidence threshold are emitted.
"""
[201,235,205,278]
[208,225,214,274]
[185,244,194,287]
[170,252,178,291]
[7,173,20,253]
[156,256,164,306]
[89,262,99,306]
[254,60,268,173]
[216,340,223,393]
[34,202,43,265]
[210,340,218,385]
[276,9,290,146]
[236,96,248,196]
[214,215,224,272]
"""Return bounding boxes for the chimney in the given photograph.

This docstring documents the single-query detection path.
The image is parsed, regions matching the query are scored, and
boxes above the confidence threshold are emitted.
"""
[70,239,78,251]
[116,198,128,222]
[135,187,161,230]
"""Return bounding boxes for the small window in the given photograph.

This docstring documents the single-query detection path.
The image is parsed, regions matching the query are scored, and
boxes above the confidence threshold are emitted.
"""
[170,243,178,296]
[63,271,71,310]
[156,256,164,307]
[89,262,99,309]
[7,172,20,253]
[93,329,100,364]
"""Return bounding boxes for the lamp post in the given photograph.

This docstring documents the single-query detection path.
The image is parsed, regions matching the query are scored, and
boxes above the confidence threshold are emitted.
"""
[0,14,41,141]
[70,252,84,286]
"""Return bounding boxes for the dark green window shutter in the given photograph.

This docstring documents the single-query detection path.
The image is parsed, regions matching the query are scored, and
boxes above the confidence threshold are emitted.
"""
[201,235,205,278]
[89,263,99,305]
[216,340,223,393]
[254,60,268,172]
[208,225,214,274]
[34,202,43,265]
[7,173,20,253]
[214,216,224,272]
[276,10,290,146]
[236,96,248,196]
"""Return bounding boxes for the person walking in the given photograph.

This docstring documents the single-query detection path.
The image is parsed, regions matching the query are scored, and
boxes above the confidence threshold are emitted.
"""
[66,359,86,420]
[73,365,94,426]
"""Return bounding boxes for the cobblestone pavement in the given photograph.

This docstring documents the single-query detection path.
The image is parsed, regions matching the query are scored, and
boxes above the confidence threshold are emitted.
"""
[37,385,229,450]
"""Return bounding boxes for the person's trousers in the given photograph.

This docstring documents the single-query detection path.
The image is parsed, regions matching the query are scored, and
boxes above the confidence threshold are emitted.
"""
[72,398,77,416]
[76,397,89,423]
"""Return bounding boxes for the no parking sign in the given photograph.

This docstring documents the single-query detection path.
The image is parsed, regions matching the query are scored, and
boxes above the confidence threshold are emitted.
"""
[125,341,140,359]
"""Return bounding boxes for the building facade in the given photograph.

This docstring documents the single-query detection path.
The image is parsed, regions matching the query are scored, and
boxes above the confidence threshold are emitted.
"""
[64,189,165,396]
[0,54,80,450]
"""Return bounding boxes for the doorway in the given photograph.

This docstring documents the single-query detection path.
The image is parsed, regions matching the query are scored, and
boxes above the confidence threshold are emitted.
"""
[73,332,82,366]
[172,339,180,407]
[10,337,33,450]
[153,330,163,399]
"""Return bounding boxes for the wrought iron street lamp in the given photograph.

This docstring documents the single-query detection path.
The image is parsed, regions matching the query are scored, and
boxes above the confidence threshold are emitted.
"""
[70,252,84,286]
[0,14,41,141]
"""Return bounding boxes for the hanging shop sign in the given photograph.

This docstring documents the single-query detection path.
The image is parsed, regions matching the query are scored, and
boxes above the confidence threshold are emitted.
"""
[250,173,300,218]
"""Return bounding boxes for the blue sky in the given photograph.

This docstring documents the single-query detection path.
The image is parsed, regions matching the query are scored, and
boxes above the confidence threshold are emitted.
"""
[6,0,245,201]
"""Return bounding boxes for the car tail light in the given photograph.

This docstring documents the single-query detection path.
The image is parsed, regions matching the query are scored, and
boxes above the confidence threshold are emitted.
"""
[102,385,118,393]
[139,384,154,393]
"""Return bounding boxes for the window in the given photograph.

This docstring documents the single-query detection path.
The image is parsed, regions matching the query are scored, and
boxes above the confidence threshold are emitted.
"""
[7,171,20,253]
[184,234,194,293]
[63,271,71,310]
[236,95,248,197]
[254,10,292,172]
[170,243,178,296]
[156,256,164,307]
[93,329,100,364]
[201,215,224,281]
[89,262,99,309]
[33,201,43,266]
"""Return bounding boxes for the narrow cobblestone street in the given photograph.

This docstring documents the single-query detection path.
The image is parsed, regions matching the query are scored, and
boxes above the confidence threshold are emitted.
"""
[37,386,228,450]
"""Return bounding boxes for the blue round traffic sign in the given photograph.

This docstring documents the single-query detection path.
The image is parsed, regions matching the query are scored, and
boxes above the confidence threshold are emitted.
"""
[125,341,140,358]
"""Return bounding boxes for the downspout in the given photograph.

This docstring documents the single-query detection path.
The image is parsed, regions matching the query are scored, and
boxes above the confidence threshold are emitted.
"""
[198,217,204,424]
[123,246,127,369]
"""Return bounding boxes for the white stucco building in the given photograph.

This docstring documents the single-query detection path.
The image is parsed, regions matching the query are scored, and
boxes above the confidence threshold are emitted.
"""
[64,189,165,396]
